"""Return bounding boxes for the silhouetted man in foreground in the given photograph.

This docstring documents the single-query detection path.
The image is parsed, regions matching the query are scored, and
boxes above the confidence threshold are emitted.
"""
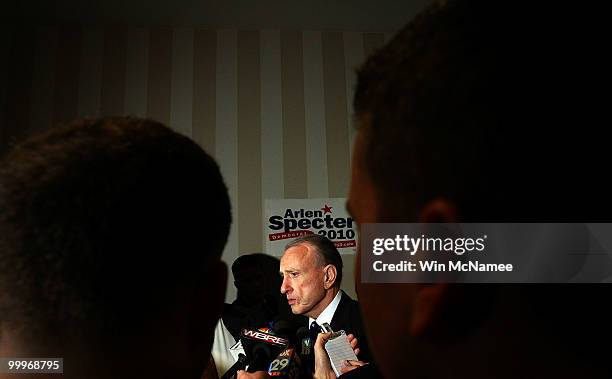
[0,117,231,379]
[343,1,611,378]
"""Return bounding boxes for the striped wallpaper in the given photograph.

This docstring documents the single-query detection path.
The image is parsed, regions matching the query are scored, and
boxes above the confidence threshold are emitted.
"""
[1,28,394,300]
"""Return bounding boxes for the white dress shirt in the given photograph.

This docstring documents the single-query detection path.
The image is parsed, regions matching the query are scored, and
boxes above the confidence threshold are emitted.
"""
[309,290,342,328]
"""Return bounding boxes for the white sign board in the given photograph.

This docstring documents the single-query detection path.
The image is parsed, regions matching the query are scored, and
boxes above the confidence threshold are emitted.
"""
[264,198,357,256]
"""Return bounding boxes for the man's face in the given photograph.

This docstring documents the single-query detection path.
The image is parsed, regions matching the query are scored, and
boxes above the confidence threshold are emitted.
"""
[348,125,421,378]
[279,244,327,318]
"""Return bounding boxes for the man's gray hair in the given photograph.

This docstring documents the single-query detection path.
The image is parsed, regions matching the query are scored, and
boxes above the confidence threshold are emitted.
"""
[285,234,343,287]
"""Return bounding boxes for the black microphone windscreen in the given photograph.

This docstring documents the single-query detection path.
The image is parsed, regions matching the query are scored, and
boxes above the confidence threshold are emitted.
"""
[296,326,309,340]
[273,319,295,337]
[219,353,247,379]
[253,343,272,359]
[248,344,273,372]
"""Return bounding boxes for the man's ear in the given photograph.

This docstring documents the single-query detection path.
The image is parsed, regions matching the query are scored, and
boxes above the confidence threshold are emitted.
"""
[410,198,458,337]
[323,264,337,290]
[411,284,496,342]
[409,283,450,336]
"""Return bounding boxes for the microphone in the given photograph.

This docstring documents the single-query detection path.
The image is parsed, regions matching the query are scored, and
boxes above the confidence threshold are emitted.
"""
[267,346,300,378]
[296,326,309,340]
[248,344,272,372]
[219,353,247,379]
[263,321,303,379]
[296,327,311,356]
[291,326,316,377]
[239,328,288,372]
[272,319,295,337]
[231,325,303,378]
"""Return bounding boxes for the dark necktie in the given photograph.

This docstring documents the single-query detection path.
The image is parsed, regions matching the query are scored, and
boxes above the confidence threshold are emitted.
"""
[309,321,322,340]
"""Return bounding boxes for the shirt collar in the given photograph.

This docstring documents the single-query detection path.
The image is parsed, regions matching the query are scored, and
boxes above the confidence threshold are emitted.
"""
[309,290,342,327]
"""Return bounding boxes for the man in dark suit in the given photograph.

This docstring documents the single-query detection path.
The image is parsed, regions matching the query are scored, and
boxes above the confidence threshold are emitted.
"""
[236,235,371,379]
[279,235,372,369]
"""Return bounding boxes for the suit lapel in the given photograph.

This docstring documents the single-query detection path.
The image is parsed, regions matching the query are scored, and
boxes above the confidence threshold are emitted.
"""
[330,290,348,331]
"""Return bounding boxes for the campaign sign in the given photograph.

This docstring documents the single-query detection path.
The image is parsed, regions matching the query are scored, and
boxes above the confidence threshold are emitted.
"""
[264,198,357,256]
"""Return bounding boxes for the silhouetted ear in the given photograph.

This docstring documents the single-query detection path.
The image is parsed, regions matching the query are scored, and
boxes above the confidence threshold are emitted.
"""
[418,198,458,223]
[410,199,458,336]
[409,283,450,336]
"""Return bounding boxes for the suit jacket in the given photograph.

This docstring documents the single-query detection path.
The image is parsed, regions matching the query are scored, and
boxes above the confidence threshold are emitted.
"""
[328,291,373,363]
[319,291,383,378]
[300,291,383,378]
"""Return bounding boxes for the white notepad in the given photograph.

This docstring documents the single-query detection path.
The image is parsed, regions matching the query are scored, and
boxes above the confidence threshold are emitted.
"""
[324,330,358,377]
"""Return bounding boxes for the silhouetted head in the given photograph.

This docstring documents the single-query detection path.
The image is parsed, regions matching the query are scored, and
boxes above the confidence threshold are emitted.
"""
[0,116,231,379]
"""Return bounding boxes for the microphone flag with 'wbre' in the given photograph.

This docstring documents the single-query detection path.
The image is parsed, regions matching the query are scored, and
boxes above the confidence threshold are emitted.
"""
[240,327,288,372]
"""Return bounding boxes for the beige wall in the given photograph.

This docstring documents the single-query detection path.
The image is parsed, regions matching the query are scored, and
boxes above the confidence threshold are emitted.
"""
[1,28,394,301]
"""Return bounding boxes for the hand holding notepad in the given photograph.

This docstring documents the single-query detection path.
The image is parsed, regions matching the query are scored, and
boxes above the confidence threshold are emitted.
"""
[320,323,359,377]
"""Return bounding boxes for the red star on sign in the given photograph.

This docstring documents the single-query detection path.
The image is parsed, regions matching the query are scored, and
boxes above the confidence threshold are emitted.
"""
[321,204,333,214]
